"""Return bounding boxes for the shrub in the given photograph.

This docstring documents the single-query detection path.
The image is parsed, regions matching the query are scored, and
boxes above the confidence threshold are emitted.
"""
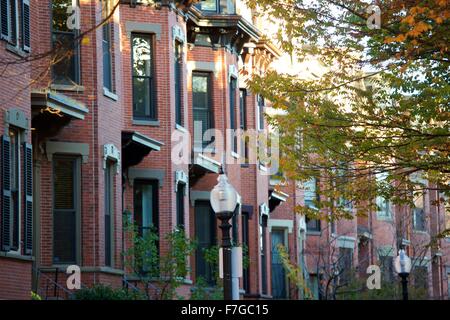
[71,284,145,300]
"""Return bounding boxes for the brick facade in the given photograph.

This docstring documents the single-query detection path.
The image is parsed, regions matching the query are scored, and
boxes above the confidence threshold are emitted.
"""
[0,0,448,300]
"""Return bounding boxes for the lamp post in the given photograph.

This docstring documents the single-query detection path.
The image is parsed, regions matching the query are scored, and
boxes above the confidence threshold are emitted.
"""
[210,167,238,300]
[394,249,412,301]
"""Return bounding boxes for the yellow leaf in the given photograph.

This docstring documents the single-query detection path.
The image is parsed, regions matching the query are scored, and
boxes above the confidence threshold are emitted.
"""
[81,37,90,45]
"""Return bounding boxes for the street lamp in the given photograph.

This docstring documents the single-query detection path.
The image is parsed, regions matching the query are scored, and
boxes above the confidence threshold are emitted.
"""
[210,166,238,300]
[394,248,412,300]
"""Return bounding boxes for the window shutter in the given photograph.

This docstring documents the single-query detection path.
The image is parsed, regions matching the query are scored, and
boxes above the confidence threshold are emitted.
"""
[1,135,12,251]
[23,142,32,255]
[21,0,29,51]
[1,0,10,41]
[8,0,16,45]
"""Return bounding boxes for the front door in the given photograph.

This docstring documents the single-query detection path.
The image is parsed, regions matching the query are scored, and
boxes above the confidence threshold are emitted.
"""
[271,229,287,299]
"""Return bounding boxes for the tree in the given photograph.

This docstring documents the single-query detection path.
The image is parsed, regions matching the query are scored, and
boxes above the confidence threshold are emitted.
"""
[244,0,450,233]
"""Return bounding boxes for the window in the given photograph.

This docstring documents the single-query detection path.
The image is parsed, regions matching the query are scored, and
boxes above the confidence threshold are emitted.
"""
[379,255,394,282]
[195,201,216,285]
[239,89,248,162]
[52,0,80,85]
[102,0,114,92]
[257,94,265,131]
[375,173,392,220]
[376,196,392,219]
[336,167,353,210]
[260,214,268,294]
[134,180,159,237]
[304,178,321,232]
[338,248,353,284]
[192,72,213,149]
[413,193,426,231]
[9,128,19,251]
[1,128,20,252]
[0,0,30,50]
[1,126,32,254]
[174,40,183,126]
[53,156,80,264]
[309,274,320,300]
[176,183,185,228]
[104,161,114,267]
[229,77,237,153]
[241,211,250,292]
[413,266,428,290]
[132,33,156,120]
[195,0,236,14]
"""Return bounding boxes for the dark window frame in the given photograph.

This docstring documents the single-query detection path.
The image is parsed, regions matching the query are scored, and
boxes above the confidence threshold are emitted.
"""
[195,0,236,14]
[174,40,183,126]
[261,214,268,294]
[229,77,237,153]
[413,193,427,232]
[133,179,159,237]
[176,183,185,228]
[192,71,214,149]
[257,94,265,131]
[104,160,114,267]
[239,89,249,165]
[241,211,250,292]
[102,0,114,92]
[51,0,81,85]
[52,155,81,265]
[8,127,20,252]
[131,32,157,121]
[194,200,216,285]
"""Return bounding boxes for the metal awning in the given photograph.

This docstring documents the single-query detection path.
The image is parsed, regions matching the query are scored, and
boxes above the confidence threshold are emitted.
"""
[268,189,289,212]
[31,90,88,120]
[189,153,221,186]
[122,131,164,169]
[31,90,89,141]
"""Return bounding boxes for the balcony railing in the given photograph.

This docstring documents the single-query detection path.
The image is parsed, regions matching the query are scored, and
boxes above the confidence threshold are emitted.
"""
[195,0,236,14]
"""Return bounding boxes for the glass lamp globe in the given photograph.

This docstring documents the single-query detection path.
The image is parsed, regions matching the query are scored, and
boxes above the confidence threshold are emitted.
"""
[210,171,238,214]
[394,249,412,274]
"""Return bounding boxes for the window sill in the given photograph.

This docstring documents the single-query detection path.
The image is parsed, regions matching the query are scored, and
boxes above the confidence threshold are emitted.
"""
[132,119,160,126]
[175,124,188,133]
[413,230,429,235]
[193,146,216,154]
[231,151,240,159]
[103,87,118,101]
[0,251,34,262]
[376,215,393,222]
[6,43,28,58]
[306,231,322,236]
[51,84,85,92]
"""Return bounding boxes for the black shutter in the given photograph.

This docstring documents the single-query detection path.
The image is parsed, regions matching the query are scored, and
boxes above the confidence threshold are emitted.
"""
[1,135,12,251]
[23,142,32,255]
[8,0,16,45]
[1,0,10,41]
[21,0,29,51]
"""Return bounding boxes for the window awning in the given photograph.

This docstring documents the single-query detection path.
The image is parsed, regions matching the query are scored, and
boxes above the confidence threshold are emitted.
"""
[122,131,163,169]
[189,153,221,186]
[31,90,88,120]
[268,189,289,212]
[31,90,89,141]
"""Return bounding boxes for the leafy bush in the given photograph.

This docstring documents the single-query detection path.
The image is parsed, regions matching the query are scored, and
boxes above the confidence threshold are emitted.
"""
[190,277,223,300]
[123,225,197,300]
[71,284,145,300]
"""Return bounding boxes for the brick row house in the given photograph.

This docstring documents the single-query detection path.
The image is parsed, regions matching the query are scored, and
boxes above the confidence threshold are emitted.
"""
[0,0,449,300]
